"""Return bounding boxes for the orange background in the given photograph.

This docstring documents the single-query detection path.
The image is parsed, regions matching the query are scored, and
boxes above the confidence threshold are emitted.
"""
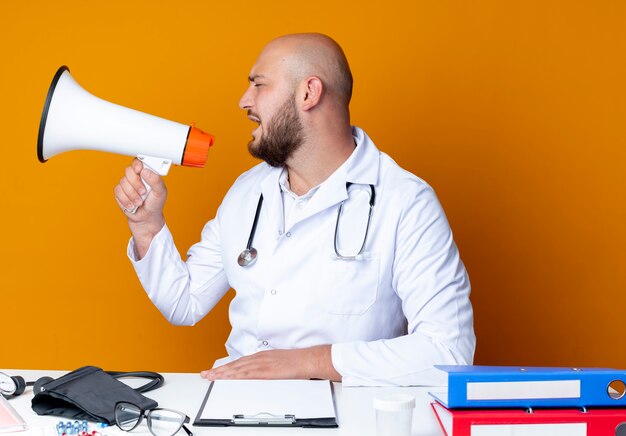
[1,1,625,372]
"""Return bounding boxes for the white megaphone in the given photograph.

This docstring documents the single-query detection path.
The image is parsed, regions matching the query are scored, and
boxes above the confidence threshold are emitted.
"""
[38,65,215,212]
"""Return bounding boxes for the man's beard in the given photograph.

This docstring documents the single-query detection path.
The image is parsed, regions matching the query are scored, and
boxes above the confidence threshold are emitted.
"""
[248,95,304,167]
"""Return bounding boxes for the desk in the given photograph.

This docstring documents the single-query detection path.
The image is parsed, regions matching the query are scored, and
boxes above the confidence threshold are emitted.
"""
[2,370,442,436]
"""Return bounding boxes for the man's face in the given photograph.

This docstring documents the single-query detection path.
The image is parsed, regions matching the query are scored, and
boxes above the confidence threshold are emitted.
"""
[239,47,305,167]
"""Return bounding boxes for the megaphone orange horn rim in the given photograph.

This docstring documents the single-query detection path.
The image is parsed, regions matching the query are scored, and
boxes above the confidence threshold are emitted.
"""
[38,65,69,163]
[182,125,214,168]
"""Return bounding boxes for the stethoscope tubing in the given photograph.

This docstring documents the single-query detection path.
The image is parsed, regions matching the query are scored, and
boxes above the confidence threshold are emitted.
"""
[237,194,264,267]
[333,183,376,260]
[246,195,264,250]
[238,183,376,267]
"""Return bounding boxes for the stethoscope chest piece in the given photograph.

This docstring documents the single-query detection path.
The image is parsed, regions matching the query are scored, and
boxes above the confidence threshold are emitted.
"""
[238,248,258,267]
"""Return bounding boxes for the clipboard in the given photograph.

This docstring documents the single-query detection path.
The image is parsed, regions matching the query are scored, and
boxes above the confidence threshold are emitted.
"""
[193,379,338,428]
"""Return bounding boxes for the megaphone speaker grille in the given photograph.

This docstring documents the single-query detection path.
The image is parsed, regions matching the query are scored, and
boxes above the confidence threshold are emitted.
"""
[38,66,69,163]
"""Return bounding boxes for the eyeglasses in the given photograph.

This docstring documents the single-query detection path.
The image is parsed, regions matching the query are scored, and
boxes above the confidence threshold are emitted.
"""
[114,402,193,436]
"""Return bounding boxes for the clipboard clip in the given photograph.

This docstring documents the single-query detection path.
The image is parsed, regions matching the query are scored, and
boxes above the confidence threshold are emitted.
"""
[232,412,296,425]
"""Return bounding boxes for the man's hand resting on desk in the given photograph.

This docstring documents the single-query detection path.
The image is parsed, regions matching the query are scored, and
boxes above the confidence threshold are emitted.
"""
[201,345,342,382]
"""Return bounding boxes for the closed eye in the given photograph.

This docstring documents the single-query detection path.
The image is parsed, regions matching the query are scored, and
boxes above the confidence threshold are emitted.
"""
[248,74,267,88]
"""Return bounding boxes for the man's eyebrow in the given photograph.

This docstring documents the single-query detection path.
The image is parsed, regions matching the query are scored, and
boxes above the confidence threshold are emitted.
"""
[248,74,267,83]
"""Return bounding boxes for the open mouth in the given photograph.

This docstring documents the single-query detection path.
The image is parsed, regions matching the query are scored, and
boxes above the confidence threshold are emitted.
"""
[248,114,261,124]
[247,113,262,137]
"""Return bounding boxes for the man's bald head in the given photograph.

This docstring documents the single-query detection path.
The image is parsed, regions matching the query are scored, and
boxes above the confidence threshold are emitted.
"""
[261,33,353,107]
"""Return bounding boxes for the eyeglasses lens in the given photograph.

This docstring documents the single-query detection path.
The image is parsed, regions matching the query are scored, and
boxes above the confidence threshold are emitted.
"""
[147,410,186,436]
[115,403,142,431]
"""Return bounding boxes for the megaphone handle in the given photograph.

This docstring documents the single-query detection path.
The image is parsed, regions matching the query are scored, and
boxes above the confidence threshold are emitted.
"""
[127,156,172,214]
[126,177,152,214]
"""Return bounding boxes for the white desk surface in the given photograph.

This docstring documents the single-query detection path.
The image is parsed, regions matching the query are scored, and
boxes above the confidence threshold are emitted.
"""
[2,370,442,436]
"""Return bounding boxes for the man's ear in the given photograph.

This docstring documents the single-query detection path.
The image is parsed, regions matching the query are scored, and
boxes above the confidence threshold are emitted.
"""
[300,76,323,111]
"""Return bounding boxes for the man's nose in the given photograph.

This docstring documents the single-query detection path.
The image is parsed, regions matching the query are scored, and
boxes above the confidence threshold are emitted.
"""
[239,87,253,110]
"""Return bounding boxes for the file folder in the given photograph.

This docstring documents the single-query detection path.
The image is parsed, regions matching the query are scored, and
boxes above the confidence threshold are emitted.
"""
[0,395,27,433]
[431,401,626,436]
[193,379,338,428]
[431,365,626,408]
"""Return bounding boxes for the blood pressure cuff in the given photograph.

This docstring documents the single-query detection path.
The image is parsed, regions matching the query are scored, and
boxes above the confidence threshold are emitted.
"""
[31,366,161,424]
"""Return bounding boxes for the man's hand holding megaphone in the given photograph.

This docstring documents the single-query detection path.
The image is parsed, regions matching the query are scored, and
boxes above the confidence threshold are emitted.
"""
[114,159,168,260]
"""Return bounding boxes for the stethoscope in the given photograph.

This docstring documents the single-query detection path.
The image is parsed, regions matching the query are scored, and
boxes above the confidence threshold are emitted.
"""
[237,182,376,267]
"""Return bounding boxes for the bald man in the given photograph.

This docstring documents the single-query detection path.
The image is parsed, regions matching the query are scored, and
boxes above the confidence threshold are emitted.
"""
[115,33,475,386]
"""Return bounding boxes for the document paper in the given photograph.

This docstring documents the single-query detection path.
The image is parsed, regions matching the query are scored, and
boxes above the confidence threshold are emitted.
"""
[199,379,336,420]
